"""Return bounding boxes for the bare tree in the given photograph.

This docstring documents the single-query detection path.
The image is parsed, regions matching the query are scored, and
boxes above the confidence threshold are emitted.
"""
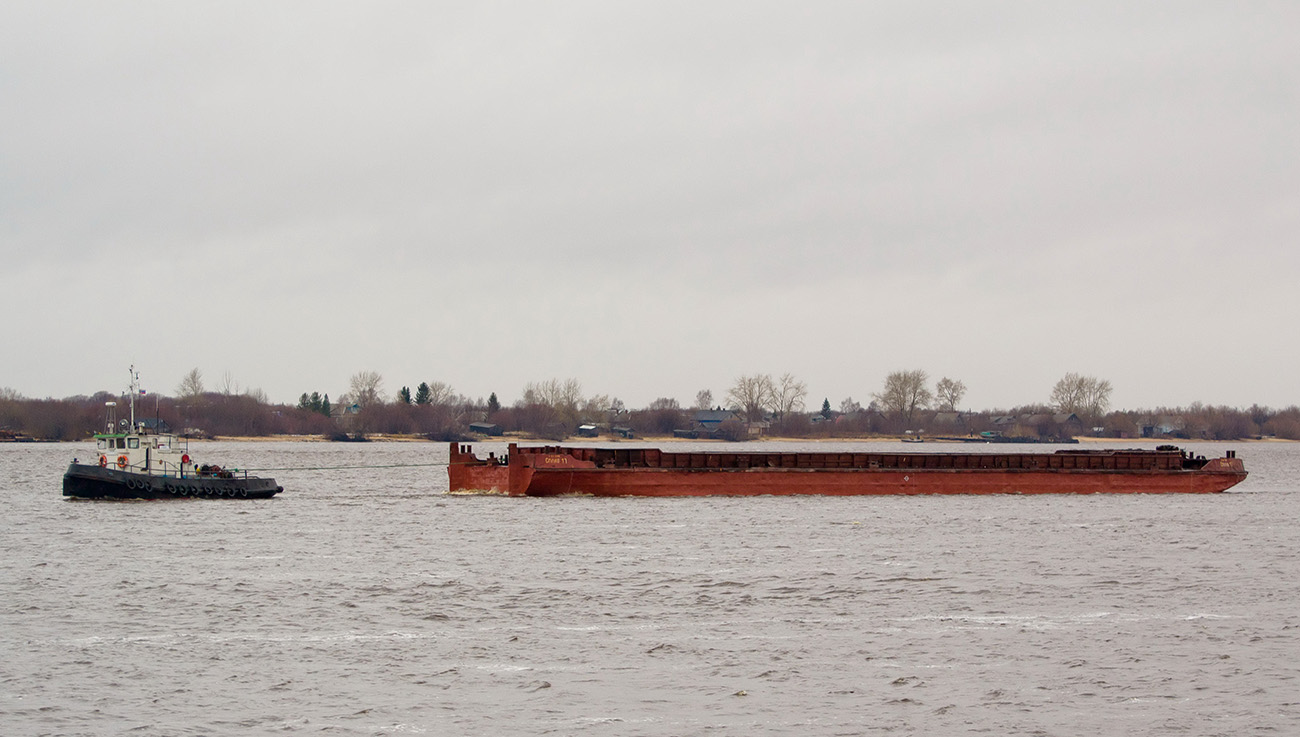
[423,381,458,406]
[771,373,808,418]
[520,378,586,432]
[840,397,862,414]
[582,393,613,420]
[217,370,240,396]
[523,378,583,410]
[641,397,684,435]
[1050,373,1112,417]
[1051,374,1086,414]
[1082,378,1112,417]
[176,368,205,398]
[935,377,967,411]
[874,369,933,425]
[693,389,714,410]
[726,374,775,422]
[349,371,385,407]
[648,397,681,411]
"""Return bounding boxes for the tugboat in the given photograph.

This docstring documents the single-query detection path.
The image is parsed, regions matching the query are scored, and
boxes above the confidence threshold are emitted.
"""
[62,367,282,500]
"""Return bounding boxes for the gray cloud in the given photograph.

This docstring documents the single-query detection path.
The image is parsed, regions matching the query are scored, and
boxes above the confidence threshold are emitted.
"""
[3,2,1297,410]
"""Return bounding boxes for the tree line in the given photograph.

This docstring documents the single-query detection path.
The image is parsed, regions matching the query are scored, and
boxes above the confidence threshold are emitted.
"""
[2,368,1298,442]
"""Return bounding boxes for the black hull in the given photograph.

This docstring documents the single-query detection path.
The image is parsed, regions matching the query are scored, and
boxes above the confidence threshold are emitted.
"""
[63,464,282,500]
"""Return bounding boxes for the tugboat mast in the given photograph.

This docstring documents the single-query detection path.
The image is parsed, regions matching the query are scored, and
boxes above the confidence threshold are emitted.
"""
[127,365,139,432]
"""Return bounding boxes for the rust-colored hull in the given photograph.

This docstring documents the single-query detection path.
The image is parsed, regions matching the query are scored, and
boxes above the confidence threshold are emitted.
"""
[447,443,1247,497]
[506,466,1245,496]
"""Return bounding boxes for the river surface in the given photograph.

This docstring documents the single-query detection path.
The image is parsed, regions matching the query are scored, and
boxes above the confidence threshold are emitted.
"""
[2,439,1298,736]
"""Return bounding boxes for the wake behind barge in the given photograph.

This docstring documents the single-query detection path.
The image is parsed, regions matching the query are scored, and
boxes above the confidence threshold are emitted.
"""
[448,442,1247,497]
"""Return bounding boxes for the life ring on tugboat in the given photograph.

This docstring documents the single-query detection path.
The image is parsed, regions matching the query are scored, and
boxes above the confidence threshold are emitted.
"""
[98,455,108,468]
[182,454,191,465]
[116,455,129,469]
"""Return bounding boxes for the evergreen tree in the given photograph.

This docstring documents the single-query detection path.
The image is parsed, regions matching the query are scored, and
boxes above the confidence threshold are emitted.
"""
[398,386,413,405]
[821,397,832,418]
[487,392,500,415]
[309,391,323,412]
[298,393,311,411]
[320,394,331,417]
[414,382,432,405]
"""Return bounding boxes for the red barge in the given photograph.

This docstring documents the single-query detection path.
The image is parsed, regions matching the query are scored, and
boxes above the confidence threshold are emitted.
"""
[448,442,1247,497]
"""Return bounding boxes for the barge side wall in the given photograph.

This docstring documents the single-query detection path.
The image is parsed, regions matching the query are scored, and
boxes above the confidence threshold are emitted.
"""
[517,466,1245,497]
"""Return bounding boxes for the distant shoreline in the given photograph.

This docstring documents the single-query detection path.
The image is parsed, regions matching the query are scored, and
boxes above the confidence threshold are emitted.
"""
[191,433,1292,444]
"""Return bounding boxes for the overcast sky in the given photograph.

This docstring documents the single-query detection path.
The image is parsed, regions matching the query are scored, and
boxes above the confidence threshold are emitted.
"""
[3,1,1297,412]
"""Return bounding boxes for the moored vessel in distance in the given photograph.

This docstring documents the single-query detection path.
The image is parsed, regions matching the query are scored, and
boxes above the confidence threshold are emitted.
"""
[62,367,282,500]
[448,442,1247,497]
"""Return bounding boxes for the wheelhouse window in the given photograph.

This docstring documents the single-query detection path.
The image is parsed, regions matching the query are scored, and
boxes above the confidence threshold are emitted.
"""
[128,438,140,449]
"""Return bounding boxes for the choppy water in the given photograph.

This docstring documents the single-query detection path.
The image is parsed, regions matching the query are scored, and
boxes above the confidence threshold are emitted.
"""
[2,439,1298,736]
